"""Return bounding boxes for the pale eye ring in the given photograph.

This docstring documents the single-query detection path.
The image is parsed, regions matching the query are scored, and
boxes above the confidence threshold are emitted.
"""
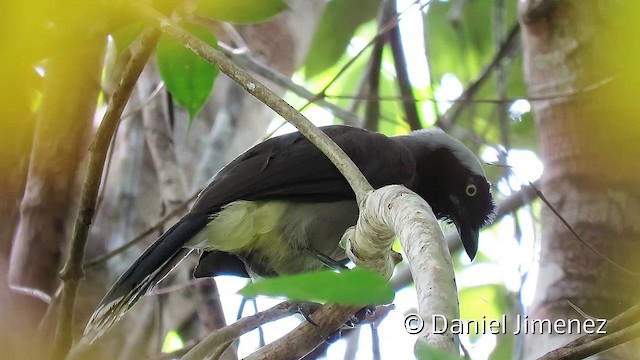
[465,184,477,197]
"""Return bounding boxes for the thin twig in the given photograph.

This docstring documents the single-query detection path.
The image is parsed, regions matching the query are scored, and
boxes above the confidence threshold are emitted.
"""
[361,0,390,131]
[49,27,160,360]
[388,0,422,130]
[181,301,300,360]
[530,182,640,277]
[566,300,597,321]
[539,319,640,359]
[297,0,427,114]
[218,46,362,126]
[83,190,199,268]
[437,22,521,130]
[324,73,614,104]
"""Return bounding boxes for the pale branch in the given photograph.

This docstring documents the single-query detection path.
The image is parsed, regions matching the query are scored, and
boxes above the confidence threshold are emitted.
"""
[134,4,373,203]
[181,301,300,360]
[387,0,422,130]
[218,46,362,126]
[346,185,459,353]
[50,28,161,360]
[391,180,540,290]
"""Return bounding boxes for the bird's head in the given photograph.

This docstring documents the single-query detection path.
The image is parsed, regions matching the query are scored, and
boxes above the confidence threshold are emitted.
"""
[400,129,496,260]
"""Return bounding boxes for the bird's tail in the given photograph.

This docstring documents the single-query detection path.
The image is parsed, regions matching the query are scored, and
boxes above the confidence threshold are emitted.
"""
[84,214,209,338]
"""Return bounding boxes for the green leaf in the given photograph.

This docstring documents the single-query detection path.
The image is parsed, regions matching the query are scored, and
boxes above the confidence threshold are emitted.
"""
[303,0,380,79]
[239,268,394,305]
[414,340,463,360]
[196,0,288,24]
[157,23,219,120]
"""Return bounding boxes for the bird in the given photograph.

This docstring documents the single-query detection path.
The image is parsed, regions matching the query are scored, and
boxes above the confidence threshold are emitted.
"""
[85,125,495,336]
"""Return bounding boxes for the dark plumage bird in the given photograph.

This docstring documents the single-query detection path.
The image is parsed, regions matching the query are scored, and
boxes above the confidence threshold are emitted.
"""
[85,125,495,336]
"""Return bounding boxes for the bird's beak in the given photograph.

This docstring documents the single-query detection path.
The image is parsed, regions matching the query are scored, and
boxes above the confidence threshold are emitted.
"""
[449,196,479,261]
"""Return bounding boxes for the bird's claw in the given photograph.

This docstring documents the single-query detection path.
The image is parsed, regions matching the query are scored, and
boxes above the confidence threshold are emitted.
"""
[297,302,320,327]
[323,329,342,344]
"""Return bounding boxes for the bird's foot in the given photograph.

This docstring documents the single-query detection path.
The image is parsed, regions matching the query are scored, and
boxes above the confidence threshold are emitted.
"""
[309,249,348,270]
[343,306,376,328]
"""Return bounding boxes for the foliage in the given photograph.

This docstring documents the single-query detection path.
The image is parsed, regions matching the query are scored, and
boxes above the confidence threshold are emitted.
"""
[303,0,381,79]
[3,0,548,359]
[157,22,219,120]
[239,268,395,305]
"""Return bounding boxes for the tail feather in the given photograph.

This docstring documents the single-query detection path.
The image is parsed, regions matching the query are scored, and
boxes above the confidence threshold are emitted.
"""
[85,214,209,338]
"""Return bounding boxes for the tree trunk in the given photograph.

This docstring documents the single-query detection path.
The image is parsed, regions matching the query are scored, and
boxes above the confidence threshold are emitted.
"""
[9,37,105,321]
[520,1,640,358]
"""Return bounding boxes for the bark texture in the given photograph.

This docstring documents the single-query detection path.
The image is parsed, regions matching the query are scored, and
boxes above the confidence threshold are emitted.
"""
[520,1,640,358]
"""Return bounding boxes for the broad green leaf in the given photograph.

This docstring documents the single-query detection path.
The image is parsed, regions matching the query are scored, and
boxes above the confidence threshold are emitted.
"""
[196,0,287,24]
[157,23,219,120]
[414,340,463,360]
[303,0,380,79]
[239,268,394,305]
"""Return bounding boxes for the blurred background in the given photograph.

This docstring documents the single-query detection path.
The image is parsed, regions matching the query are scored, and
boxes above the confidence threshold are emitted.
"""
[1,0,639,359]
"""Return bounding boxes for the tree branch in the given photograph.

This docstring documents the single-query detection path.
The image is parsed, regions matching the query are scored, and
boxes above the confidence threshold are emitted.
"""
[391,180,540,291]
[83,191,198,269]
[347,185,459,352]
[218,46,362,126]
[181,301,300,360]
[539,304,640,359]
[360,0,391,131]
[437,22,521,130]
[50,27,160,360]
[9,32,105,306]
[387,0,422,130]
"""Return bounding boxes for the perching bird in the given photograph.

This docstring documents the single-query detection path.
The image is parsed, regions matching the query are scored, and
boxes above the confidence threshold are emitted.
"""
[86,125,495,336]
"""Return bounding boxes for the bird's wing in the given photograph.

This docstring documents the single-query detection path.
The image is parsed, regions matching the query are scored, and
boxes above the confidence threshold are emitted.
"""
[191,125,416,214]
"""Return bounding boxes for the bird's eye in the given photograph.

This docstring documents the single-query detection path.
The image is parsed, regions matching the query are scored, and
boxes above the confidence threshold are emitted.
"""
[465,184,477,197]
